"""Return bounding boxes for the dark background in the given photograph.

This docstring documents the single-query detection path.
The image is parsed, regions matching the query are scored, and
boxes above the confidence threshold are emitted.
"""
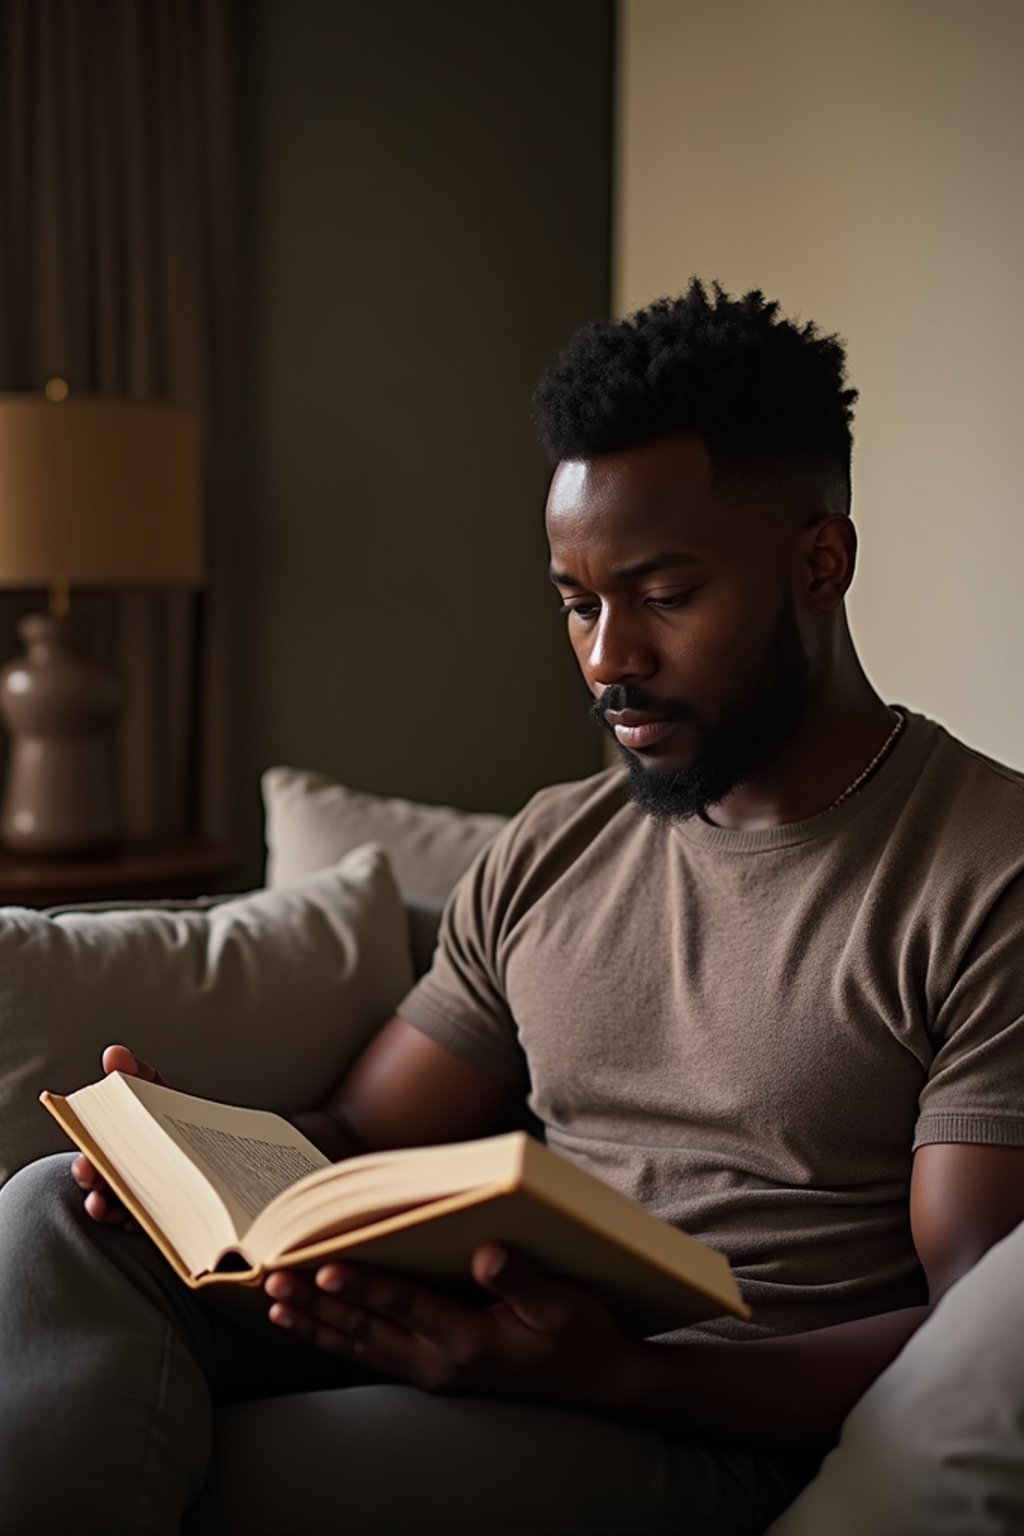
[233,0,614,879]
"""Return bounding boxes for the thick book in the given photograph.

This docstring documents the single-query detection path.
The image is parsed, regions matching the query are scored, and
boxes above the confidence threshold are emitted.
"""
[41,1073,750,1335]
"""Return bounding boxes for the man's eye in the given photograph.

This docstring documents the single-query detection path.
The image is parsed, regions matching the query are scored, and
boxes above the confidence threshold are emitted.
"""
[560,602,599,622]
[647,589,698,611]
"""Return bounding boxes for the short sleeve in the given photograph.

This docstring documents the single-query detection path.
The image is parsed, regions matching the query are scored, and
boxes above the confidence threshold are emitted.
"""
[396,827,529,1089]
[914,875,1024,1149]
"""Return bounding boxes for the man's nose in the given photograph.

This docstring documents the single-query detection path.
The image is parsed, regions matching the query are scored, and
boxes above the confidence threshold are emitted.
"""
[585,607,656,688]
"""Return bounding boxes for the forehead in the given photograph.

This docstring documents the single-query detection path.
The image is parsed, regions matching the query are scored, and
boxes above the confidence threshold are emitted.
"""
[545,434,753,567]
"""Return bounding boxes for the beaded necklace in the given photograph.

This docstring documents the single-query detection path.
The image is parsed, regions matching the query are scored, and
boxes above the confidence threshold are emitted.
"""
[825,710,906,812]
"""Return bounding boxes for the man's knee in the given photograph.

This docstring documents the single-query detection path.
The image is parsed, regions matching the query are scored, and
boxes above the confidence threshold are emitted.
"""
[0,1153,79,1234]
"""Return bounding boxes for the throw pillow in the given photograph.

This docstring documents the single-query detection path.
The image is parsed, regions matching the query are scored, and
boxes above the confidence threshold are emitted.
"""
[0,844,413,1184]
[262,767,508,973]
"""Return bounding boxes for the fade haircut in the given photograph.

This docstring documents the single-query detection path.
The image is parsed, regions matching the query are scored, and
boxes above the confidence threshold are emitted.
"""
[533,279,858,513]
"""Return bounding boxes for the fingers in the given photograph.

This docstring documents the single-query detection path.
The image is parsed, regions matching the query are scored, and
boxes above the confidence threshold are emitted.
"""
[101,1044,139,1076]
[263,1264,480,1365]
[101,1044,164,1086]
[82,1188,137,1230]
[70,1051,160,1234]
[71,1156,136,1230]
[315,1263,479,1359]
[264,1269,383,1354]
[264,1267,456,1385]
[71,1154,100,1189]
[470,1243,579,1332]
[84,1189,122,1223]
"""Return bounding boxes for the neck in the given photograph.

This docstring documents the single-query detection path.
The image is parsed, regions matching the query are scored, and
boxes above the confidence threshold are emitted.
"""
[704,640,896,832]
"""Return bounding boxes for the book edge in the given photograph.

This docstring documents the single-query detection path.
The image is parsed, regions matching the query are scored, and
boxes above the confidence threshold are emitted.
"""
[518,1138,751,1319]
[261,1179,515,1272]
[262,1167,748,1321]
[514,1179,751,1319]
[38,1090,245,1290]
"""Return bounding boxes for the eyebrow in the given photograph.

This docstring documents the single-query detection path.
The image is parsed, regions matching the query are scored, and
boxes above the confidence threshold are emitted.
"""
[547,551,702,587]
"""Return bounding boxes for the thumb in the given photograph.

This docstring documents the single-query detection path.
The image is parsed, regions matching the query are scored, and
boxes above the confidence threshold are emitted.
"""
[471,1244,578,1333]
[101,1044,163,1085]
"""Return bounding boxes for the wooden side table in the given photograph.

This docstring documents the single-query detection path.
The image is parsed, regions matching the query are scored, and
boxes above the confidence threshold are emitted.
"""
[0,840,240,909]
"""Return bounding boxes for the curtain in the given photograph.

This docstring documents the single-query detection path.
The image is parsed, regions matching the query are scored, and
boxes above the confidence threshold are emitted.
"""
[0,0,238,839]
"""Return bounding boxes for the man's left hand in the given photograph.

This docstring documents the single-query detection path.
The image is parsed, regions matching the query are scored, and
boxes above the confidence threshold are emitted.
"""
[263,1243,643,1410]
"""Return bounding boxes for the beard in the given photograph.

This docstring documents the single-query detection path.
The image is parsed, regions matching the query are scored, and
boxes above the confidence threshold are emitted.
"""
[591,594,812,823]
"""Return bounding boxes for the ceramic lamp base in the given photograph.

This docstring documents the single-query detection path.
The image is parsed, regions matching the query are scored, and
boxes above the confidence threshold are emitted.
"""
[0,613,122,855]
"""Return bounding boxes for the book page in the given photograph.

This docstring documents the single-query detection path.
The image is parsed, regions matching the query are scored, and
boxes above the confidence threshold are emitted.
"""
[164,1118,326,1223]
[116,1076,331,1240]
[245,1130,526,1259]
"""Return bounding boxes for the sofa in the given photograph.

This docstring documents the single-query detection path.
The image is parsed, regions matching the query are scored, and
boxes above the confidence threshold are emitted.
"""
[0,765,508,1188]
[3,765,1023,1535]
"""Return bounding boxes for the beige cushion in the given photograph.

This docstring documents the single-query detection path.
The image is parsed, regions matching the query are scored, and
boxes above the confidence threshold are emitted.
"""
[262,767,507,973]
[263,767,507,900]
[0,844,413,1184]
[767,1218,1024,1534]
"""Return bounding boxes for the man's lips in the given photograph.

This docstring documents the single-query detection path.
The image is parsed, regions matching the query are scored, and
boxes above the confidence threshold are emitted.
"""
[603,709,681,750]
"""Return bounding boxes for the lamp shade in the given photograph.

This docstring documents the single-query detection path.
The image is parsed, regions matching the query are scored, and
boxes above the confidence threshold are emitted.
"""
[0,396,203,588]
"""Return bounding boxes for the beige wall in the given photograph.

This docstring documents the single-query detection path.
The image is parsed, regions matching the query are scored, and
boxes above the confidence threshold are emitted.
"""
[616,0,1024,764]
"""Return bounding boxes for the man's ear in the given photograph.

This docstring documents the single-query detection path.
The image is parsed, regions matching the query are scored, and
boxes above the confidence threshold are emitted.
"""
[798,515,857,610]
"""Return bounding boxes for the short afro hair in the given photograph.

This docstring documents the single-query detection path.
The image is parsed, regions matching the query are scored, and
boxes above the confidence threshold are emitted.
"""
[533,279,858,509]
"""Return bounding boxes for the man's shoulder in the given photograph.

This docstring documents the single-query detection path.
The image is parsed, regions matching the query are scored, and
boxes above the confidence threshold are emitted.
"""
[921,717,1024,810]
[912,714,1024,866]
[937,733,1024,796]
[481,764,639,881]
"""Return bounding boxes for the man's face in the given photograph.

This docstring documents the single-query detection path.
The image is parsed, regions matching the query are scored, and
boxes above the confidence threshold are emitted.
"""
[545,434,813,821]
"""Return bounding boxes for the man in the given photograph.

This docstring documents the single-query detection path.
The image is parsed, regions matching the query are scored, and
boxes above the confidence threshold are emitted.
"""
[3,280,1024,1535]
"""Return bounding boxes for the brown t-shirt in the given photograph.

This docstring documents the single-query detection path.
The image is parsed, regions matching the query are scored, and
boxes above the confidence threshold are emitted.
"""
[397,712,1024,1340]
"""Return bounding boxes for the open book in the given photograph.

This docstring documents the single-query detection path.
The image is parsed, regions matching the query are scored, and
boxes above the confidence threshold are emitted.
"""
[42,1073,750,1335]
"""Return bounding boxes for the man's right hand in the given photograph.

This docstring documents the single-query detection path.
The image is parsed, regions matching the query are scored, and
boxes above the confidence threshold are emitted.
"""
[71,1044,164,1227]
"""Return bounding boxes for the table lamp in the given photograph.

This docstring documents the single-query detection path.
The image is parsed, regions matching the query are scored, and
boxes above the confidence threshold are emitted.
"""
[0,388,203,855]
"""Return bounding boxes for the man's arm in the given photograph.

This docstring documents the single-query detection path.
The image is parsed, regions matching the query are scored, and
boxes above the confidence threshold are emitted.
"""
[611,1143,1024,1447]
[270,1059,1024,1445]
[292,1013,525,1161]
[263,1144,1024,1433]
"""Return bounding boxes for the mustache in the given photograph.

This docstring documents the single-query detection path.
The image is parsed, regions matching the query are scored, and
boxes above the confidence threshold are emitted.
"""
[589,685,697,727]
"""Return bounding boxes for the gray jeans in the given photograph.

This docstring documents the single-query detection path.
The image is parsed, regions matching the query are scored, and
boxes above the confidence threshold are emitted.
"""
[0,1155,817,1536]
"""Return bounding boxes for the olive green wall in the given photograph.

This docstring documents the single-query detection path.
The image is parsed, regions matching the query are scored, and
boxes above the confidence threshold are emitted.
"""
[235,0,613,879]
